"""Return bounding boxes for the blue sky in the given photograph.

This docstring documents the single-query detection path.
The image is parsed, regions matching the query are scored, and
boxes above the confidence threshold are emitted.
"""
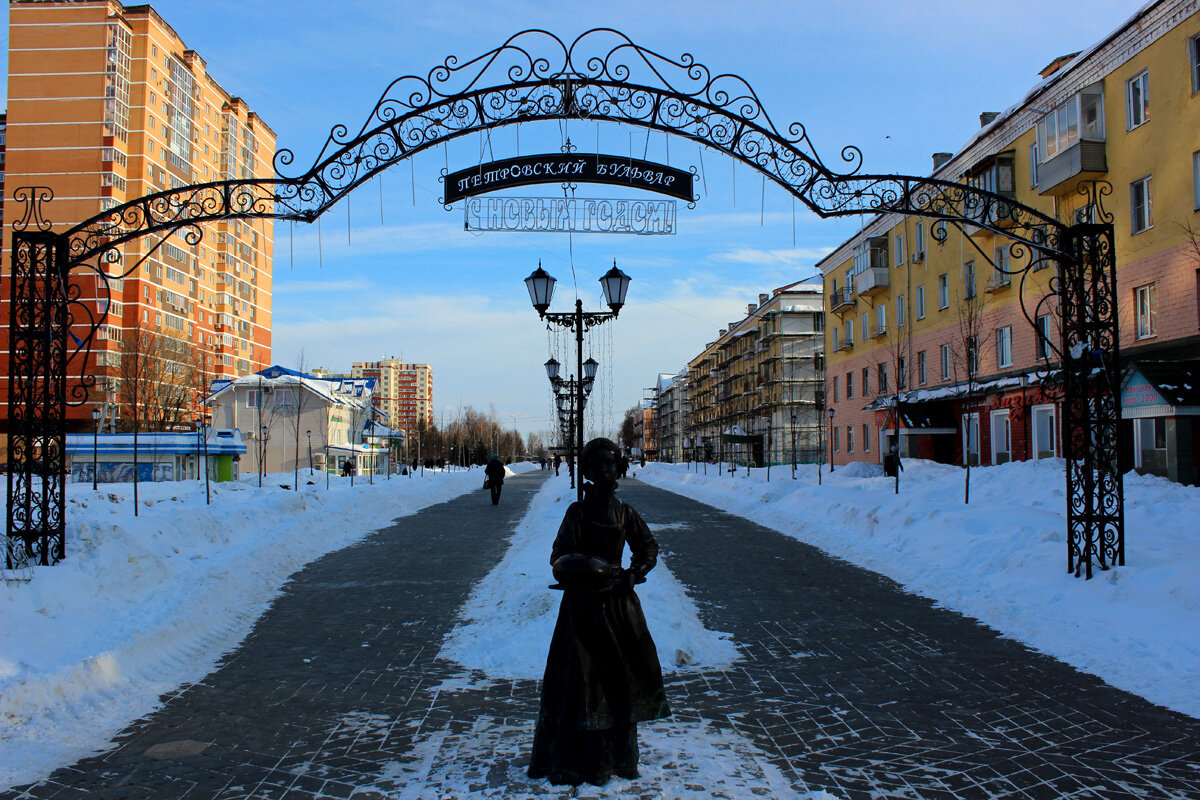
[3,1,1145,439]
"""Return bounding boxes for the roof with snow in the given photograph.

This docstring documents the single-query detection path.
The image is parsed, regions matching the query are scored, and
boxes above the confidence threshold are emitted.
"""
[65,430,247,456]
[207,366,379,416]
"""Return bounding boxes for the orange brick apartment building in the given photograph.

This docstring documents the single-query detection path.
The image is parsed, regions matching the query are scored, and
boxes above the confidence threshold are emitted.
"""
[2,0,276,437]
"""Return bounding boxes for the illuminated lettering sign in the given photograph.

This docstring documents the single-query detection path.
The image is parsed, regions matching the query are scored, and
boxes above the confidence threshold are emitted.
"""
[464,197,676,235]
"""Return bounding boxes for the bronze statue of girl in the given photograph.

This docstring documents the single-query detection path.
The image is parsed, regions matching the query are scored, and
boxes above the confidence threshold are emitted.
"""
[527,437,671,786]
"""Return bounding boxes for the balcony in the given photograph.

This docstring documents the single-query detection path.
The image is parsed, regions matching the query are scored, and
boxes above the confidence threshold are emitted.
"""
[1036,140,1107,195]
[857,267,889,298]
[871,324,887,339]
[829,287,856,314]
[833,336,854,352]
[985,274,1011,293]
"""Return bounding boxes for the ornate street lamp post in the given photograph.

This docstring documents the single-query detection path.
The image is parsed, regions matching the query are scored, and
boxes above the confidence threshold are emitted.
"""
[527,260,630,502]
[306,430,313,476]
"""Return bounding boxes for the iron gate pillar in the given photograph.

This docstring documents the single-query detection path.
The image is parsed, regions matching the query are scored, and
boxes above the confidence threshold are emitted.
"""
[6,230,70,568]
[1060,222,1124,579]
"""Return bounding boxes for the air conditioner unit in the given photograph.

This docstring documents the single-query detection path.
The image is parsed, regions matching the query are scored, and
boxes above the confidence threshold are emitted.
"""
[912,251,925,263]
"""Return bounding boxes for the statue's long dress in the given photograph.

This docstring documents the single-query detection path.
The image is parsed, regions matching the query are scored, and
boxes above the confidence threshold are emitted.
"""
[527,485,671,786]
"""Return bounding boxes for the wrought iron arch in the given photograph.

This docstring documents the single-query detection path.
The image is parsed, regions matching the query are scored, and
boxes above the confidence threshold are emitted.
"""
[8,28,1120,579]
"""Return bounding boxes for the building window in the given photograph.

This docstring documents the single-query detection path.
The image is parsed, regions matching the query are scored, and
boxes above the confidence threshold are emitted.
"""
[863,424,870,452]
[832,375,839,402]
[941,344,951,380]
[1131,176,1153,234]
[917,350,927,385]
[1036,314,1053,361]
[938,275,949,309]
[847,426,854,453]
[1126,70,1149,130]
[834,427,840,453]
[914,221,925,258]
[847,372,854,399]
[916,285,926,319]
[1191,33,1200,93]
[997,326,1012,368]
[963,260,976,299]
[861,311,869,341]
[896,295,905,327]
[1135,284,1157,339]
[832,325,839,350]
[992,245,1010,289]
[967,336,978,375]
[1029,142,1039,188]
[1193,150,1199,210]
[876,304,887,335]
[878,363,888,393]
[895,233,905,267]
[863,367,871,396]
[898,357,906,389]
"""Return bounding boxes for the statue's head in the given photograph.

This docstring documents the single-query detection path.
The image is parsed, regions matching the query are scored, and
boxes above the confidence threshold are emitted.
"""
[581,437,621,485]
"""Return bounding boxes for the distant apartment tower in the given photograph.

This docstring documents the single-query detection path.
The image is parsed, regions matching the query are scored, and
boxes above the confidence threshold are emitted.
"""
[351,359,434,436]
[2,0,276,436]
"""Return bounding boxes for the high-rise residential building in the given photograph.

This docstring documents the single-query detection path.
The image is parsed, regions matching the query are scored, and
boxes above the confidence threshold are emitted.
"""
[350,359,434,438]
[2,0,276,439]
[819,0,1200,483]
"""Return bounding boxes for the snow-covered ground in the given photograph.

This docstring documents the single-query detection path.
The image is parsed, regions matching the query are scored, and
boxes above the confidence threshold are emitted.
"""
[637,458,1200,720]
[0,463,535,791]
[440,474,739,678]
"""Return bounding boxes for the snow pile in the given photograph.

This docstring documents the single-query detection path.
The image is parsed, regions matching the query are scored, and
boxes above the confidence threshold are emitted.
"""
[440,476,739,679]
[0,463,536,791]
[638,459,1200,719]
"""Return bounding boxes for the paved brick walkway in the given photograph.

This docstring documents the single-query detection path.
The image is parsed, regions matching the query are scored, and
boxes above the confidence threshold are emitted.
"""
[5,475,1200,799]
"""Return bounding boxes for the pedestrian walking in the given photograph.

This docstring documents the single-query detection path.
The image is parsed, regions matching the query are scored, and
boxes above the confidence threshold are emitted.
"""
[554,455,562,476]
[528,437,670,786]
[883,445,904,478]
[485,454,506,505]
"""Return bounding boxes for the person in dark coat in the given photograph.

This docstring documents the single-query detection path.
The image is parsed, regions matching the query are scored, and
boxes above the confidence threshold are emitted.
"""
[528,437,670,787]
[883,445,904,478]
[553,455,562,476]
[485,455,506,505]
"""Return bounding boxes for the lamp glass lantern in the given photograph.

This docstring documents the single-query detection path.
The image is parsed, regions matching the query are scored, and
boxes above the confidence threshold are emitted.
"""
[556,395,568,412]
[544,357,560,381]
[598,263,631,313]
[582,357,599,381]
[525,264,557,314]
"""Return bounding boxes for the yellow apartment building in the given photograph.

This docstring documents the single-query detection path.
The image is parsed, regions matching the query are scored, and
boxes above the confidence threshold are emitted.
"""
[819,0,1200,484]
[684,281,825,466]
[350,359,434,441]
[2,0,276,437]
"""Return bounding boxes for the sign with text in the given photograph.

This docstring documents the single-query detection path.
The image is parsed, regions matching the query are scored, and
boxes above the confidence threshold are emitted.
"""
[443,154,693,204]
[464,197,676,235]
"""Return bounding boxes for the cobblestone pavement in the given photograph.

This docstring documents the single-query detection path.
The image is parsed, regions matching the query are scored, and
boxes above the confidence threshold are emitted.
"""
[6,475,1200,799]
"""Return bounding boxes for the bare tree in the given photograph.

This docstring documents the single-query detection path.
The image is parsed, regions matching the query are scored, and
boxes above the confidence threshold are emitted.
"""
[619,406,640,452]
[116,329,197,433]
[115,329,197,511]
[949,263,991,504]
[876,300,912,494]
